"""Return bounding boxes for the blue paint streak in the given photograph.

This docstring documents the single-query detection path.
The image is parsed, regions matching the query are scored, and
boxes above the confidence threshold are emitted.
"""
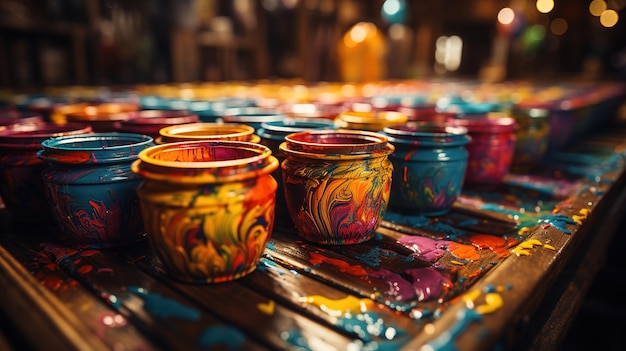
[355,247,414,268]
[198,325,246,350]
[539,214,576,234]
[384,211,431,228]
[424,308,483,351]
[127,286,200,321]
[281,329,312,351]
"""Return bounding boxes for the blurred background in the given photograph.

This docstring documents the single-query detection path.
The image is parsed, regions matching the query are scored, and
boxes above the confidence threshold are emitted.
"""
[1,0,625,89]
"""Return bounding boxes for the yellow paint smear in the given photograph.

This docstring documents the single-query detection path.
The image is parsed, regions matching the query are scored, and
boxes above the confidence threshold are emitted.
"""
[475,293,503,315]
[299,295,374,315]
[257,300,275,315]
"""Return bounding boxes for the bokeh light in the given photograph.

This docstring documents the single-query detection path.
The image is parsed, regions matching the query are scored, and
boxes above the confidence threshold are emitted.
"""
[550,18,568,35]
[498,7,515,25]
[600,9,619,27]
[536,0,554,14]
[589,0,607,16]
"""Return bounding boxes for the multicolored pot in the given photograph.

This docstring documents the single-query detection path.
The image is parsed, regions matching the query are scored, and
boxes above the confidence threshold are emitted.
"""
[448,117,517,188]
[114,109,199,139]
[334,110,408,132]
[38,133,154,247]
[509,108,550,173]
[0,122,93,222]
[280,130,394,245]
[131,141,279,283]
[383,122,470,216]
[221,107,286,131]
[0,110,45,127]
[157,122,260,144]
[64,102,139,132]
[258,118,336,213]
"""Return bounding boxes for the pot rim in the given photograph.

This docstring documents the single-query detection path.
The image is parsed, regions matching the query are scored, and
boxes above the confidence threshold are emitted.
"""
[159,122,255,140]
[281,129,394,159]
[38,132,154,164]
[133,140,278,183]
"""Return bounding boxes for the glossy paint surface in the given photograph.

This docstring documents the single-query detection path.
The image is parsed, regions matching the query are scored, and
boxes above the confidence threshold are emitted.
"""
[0,122,93,222]
[383,123,470,216]
[38,133,154,247]
[280,130,394,245]
[132,141,279,283]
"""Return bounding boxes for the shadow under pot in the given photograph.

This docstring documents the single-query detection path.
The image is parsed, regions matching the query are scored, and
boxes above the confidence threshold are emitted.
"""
[37,133,154,248]
[280,130,394,245]
[131,140,279,283]
[0,122,93,223]
[382,122,470,216]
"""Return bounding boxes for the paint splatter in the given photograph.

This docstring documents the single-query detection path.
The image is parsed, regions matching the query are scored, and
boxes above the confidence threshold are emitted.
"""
[198,325,246,350]
[299,295,374,316]
[308,252,368,276]
[423,308,483,351]
[396,235,449,262]
[257,300,275,315]
[355,246,415,268]
[538,214,577,234]
[127,287,200,321]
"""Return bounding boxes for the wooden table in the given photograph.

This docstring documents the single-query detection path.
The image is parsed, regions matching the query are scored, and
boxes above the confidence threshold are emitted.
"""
[2,119,626,351]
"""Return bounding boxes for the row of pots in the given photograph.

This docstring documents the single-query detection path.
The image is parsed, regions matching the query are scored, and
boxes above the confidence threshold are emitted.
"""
[0,108,548,284]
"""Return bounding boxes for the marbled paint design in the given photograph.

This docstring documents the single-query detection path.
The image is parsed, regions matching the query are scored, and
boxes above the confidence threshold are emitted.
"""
[282,155,393,245]
[138,176,277,283]
[38,133,153,247]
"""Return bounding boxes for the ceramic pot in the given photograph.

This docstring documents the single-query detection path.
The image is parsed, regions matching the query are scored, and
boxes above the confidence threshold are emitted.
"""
[280,130,394,245]
[257,118,336,213]
[221,107,286,132]
[157,122,260,144]
[0,111,45,127]
[509,108,550,173]
[131,141,279,283]
[448,117,517,188]
[114,109,199,139]
[334,110,408,132]
[0,122,93,222]
[65,102,139,132]
[382,122,470,216]
[38,133,154,248]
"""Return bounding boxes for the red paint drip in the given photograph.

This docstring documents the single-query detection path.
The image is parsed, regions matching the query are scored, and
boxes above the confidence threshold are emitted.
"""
[78,264,94,274]
[309,252,368,276]
[469,234,515,258]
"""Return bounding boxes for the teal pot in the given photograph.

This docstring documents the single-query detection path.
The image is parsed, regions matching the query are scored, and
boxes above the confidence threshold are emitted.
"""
[38,133,154,248]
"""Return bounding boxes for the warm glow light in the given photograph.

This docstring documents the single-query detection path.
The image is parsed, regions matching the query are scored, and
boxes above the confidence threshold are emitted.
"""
[600,9,619,27]
[434,35,463,72]
[498,7,515,25]
[536,0,554,13]
[589,0,607,16]
[550,18,568,35]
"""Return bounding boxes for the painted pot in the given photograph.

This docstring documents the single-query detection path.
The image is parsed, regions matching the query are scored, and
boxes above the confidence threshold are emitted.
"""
[447,117,517,188]
[157,122,260,144]
[0,110,45,127]
[334,110,408,132]
[0,122,93,222]
[509,108,550,173]
[65,102,139,132]
[131,141,279,283]
[258,118,336,213]
[38,133,154,248]
[280,130,394,245]
[382,122,470,216]
[221,107,286,132]
[114,109,199,139]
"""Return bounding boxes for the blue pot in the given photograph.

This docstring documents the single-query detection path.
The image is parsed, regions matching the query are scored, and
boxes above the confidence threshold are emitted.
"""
[38,133,154,248]
[383,122,470,216]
